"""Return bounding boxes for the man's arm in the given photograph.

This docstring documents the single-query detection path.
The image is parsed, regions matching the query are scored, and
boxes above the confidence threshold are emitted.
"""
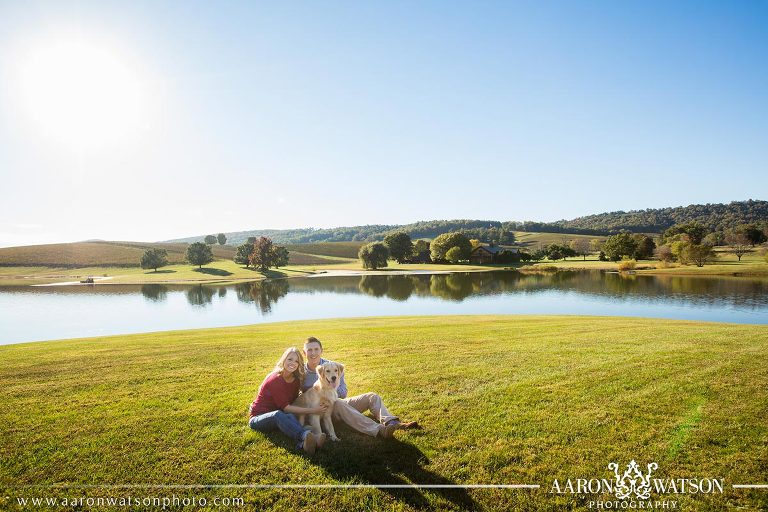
[337,370,348,399]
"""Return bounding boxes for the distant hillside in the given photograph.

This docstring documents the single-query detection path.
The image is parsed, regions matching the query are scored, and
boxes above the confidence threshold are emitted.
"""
[0,241,234,268]
[169,220,510,245]
[165,200,768,244]
[546,199,768,233]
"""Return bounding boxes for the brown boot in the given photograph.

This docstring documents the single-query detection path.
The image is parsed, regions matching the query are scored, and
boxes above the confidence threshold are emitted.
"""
[302,432,317,455]
[379,423,398,439]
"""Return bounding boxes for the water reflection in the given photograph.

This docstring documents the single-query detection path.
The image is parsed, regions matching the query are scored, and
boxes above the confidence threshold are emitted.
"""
[235,280,289,313]
[186,285,215,307]
[2,271,767,345]
[288,271,768,309]
[140,284,168,302]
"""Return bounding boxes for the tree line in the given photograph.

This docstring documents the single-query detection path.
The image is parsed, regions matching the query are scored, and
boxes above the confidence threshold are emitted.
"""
[168,200,768,246]
[138,236,290,272]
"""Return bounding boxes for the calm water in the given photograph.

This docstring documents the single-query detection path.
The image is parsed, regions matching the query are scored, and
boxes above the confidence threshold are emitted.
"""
[1,271,767,345]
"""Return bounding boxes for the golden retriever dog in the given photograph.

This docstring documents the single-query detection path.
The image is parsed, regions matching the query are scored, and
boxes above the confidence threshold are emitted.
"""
[293,362,344,441]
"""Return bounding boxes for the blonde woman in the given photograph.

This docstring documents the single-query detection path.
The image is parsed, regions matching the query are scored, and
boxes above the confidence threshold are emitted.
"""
[248,347,328,454]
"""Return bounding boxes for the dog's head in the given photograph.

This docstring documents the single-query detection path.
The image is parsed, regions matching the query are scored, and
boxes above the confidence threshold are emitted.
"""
[316,362,344,390]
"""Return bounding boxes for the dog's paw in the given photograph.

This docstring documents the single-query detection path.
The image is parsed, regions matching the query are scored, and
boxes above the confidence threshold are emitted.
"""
[330,435,340,442]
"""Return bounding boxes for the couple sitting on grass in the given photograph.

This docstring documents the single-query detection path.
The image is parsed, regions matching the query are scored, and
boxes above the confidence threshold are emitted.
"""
[248,336,418,455]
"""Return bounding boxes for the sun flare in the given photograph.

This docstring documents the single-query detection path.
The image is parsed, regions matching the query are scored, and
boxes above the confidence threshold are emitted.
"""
[18,40,148,152]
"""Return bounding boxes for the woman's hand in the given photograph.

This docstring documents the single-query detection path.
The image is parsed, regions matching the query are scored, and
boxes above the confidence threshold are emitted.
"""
[312,404,329,415]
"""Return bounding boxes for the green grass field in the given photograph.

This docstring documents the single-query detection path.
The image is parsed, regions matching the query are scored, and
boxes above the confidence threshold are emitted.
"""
[1,316,766,511]
[531,249,768,276]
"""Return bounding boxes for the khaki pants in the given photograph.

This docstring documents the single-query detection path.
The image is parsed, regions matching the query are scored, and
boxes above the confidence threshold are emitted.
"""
[332,392,399,437]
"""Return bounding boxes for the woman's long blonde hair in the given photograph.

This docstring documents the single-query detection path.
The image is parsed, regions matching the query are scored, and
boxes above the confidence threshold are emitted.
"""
[273,346,306,386]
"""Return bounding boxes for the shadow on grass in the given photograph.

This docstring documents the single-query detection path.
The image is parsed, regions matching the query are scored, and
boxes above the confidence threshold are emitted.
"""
[145,269,176,274]
[193,267,233,276]
[261,425,478,510]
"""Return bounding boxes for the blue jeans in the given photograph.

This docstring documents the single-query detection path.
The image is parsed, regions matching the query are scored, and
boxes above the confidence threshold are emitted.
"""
[249,410,306,450]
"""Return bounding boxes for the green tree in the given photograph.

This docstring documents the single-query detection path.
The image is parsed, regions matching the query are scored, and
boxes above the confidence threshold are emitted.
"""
[217,233,227,245]
[358,242,389,270]
[234,242,254,268]
[663,222,707,245]
[702,232,725,246]
[250,237,274,271]
[602,233,639,261]
[632,235,656,260]
[546,243,575,261]
[186,242,214,268]
[383,231,413,263]
[430,232,472,262]
[412,239,431,261]
[271,246,290,268]
[445,246,464,263]
[681,244,715,267]
[140,248,169,272]
[735,224,767,245]
[670,241,690,264]
[204,235,217,245]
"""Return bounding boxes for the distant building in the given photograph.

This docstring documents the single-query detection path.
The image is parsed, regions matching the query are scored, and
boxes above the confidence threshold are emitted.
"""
[470,245,507,264]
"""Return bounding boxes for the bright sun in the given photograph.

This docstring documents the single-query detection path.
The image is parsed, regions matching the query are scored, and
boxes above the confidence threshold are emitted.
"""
[18,40,148,152]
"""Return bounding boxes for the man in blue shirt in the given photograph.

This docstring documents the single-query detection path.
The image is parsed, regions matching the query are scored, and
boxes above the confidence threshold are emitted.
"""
[302,337,418,439]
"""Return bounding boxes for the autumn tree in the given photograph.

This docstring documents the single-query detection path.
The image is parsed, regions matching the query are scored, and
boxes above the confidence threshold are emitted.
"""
[569,239,591,260]
[725,232,752,261]
[250,237,275,271]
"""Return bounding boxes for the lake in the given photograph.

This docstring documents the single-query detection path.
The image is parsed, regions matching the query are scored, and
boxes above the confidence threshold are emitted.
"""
[1,270,767,345]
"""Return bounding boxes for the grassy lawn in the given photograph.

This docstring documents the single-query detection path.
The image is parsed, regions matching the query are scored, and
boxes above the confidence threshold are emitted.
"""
[526,251,768,277]
[0,261,313,286]
[0,261,497,286]
[1,316,766,511]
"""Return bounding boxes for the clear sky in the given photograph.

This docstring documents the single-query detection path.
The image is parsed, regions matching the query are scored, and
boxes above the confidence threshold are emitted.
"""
[1,1,766,247]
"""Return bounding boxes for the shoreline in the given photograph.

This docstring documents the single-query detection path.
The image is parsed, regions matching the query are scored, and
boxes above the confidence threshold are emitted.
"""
[1,258,767,287]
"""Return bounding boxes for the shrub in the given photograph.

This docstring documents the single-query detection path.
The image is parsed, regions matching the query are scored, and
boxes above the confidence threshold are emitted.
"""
[617,258,637,272]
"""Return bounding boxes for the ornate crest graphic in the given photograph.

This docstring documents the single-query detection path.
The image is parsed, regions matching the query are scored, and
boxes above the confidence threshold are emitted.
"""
[608,460,659,500]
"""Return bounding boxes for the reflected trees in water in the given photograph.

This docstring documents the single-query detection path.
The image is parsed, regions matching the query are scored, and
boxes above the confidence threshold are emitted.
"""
[140,284,168,302]
[235,280,289,313]
[186,285,216,307]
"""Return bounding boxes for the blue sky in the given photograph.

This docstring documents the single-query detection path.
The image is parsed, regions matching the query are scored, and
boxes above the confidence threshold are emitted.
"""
[0,1,766,246]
